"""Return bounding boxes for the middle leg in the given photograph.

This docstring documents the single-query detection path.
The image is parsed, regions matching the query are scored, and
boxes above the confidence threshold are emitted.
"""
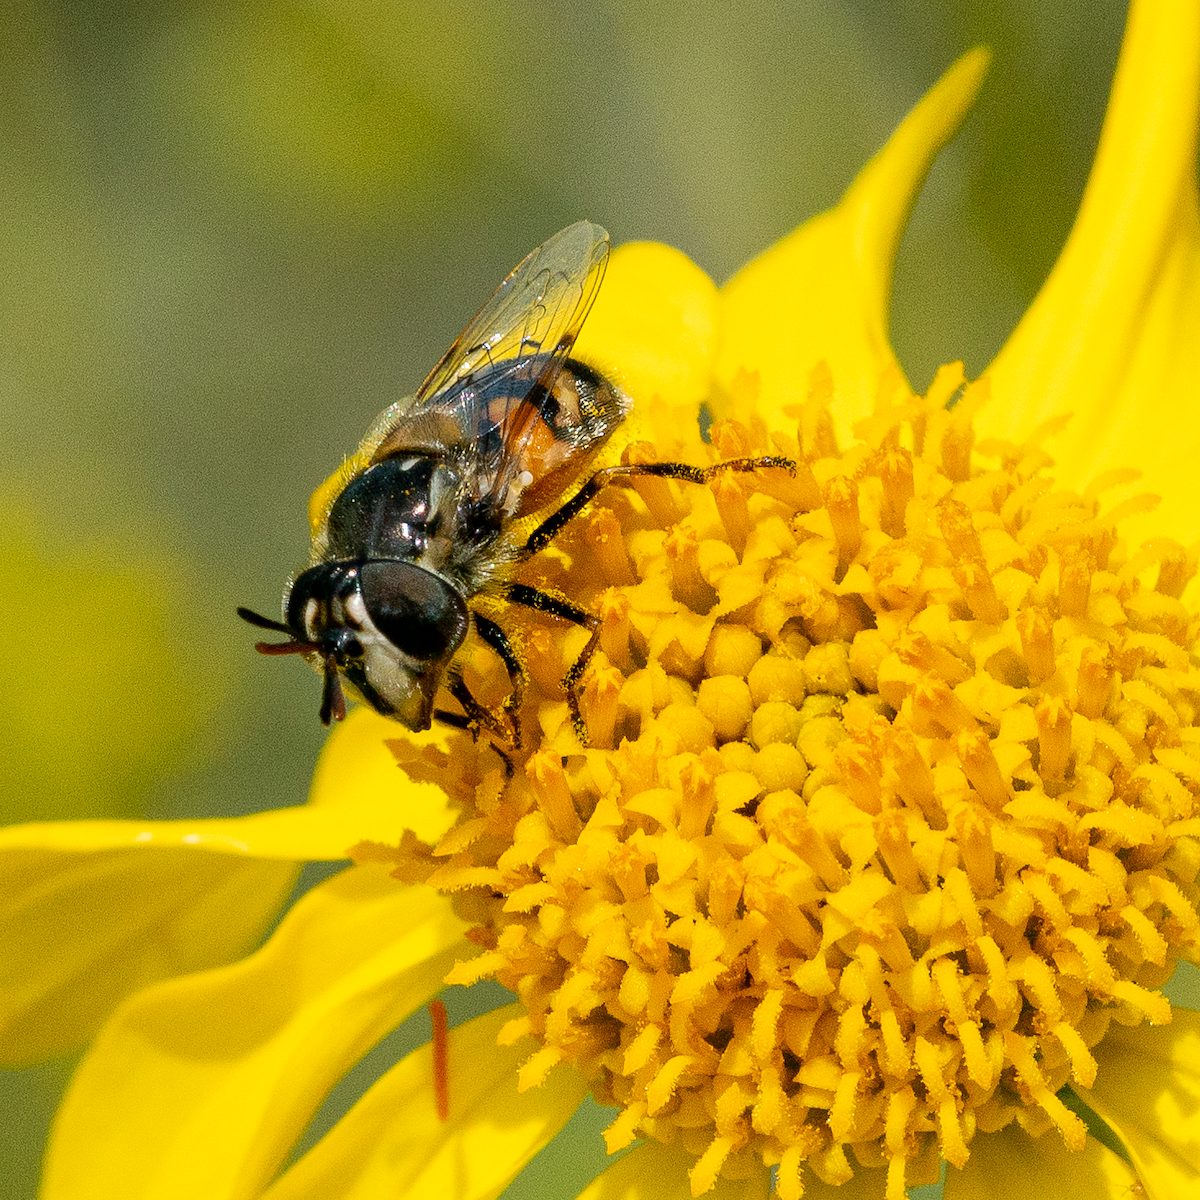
[503,581,602,745]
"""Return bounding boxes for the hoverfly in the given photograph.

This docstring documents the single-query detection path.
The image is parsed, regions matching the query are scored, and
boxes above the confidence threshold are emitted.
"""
[240,222,792,747]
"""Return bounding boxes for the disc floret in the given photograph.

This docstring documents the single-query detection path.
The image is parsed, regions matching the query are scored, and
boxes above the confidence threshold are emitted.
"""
[381,367,1200,1199]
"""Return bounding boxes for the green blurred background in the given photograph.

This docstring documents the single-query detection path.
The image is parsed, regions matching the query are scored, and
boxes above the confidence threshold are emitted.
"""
[1,0,1128,1194]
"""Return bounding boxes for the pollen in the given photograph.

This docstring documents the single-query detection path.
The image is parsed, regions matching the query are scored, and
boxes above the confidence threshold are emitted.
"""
[381,366,1200,1198]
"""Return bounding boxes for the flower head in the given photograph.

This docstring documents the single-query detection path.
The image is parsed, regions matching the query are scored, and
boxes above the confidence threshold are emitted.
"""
[373,358,1199,1200]
[4,3,1200,1199]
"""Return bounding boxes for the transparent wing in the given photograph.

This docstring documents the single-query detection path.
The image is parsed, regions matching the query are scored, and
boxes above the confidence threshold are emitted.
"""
[366,221,616,513]
[414,220,610,407]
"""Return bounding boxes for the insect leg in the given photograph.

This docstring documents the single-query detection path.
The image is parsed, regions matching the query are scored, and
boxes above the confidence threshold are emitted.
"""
[443,667,511,743]
[435,673,514,775]
[472,612,527,750]
[520,455,796,557]
[431,708,473,731]
[503,582,601,745]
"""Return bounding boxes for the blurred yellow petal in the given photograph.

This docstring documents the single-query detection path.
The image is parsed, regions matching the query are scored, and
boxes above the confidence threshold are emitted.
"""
[577,1142,768,1200]
[309,704,455,843]
[945,1121,1139,1199]
[575,240,719,429]
[982,0,1200,546]
[0,832,291,1066]
[1075,1011,1200,1200]
[0,741,447,1067]
[42,866,467,1200]
[715,49,989,433]
[262,1005,588,1200]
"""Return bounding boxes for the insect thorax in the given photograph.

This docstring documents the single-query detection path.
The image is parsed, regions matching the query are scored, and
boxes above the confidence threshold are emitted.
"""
[320,452,507,588]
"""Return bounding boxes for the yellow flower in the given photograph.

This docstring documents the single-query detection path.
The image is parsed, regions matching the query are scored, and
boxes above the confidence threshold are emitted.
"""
[4,3,1200,1198]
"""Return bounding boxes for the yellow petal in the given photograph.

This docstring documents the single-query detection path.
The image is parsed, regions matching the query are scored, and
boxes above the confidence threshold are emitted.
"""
[309,704,455,843]
[0,825,293,1065]
[945,1122,1139,1199]
[0,732,447,1067]
[715,49,989,434]
[577,1142,769,1200]
[42,865,467,1200]
[1075,1010,1200,1200]
[574,240,719,433]
[982,0,1200,546]
[0,687,454,1066]
[262,1005,588,1200]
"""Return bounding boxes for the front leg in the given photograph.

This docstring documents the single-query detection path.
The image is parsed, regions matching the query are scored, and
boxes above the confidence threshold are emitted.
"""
[504,582,602,745]
[439,666,512,745]
[432,698,514,776]
[472,611,527,749]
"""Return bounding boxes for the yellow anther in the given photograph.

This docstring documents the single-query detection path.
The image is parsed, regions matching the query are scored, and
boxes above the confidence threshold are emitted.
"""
[528,752,583,841]
[1075,643,1113,719]
[912,677,975,735]
[875,809,924,892]
[957,730,1009,809]
[1016,606,1057,684]
[939,408,974,482]
[824,475,862,576]
[876,444,915,538]
[586,505,637,585]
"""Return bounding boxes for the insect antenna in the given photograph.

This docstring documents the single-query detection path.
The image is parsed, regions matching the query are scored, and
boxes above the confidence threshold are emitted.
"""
[320,656,346,725]
[236,606,293,635]
[253,639,320,656]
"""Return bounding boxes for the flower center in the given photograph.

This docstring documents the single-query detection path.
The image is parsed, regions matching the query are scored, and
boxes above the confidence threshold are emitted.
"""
[381,365,1200,1199]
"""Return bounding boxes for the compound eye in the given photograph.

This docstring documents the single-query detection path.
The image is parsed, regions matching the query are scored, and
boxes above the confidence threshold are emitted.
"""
[359,562,469,663]
[286,562,346,639]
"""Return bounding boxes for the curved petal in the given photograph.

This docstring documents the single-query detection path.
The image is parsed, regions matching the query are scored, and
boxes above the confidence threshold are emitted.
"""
[1076,1010,1200,1200]
[574,240,719,433]
[577,1142,769,1200]
[715,49,989,434]
[262,1005,589,1200]
[308,705,455,844]
[42,865,468,1200]
[945,1123,1140,1199]
[0,829,292,1065]
[982,0,1200,546]
[0,741,445,1066]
